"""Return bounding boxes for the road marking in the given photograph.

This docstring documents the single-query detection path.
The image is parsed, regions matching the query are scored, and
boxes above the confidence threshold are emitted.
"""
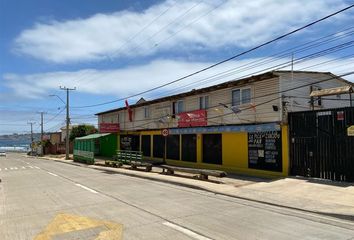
[163,222,212,240]
[22,166,26,169]
[75,184,98,194]
[0,168,1,171]
[28,166,34,169]
[13,167,18,170]
[34,166,40,169]
[34,213,123,240]
[47,172,58,177]
[4,168,7,171]
[10,167,15,170]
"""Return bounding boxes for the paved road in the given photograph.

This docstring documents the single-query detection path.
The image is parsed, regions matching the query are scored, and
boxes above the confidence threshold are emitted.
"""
[0,153,354,240]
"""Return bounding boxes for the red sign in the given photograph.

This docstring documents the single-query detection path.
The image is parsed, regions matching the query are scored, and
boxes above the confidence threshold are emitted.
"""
[177,109,207,128]
[99,123,120,133]
[337,111,344,121]
[161,129,169,137]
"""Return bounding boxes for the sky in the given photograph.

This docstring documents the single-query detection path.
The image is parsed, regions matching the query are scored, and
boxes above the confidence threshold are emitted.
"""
[0,0,354,135]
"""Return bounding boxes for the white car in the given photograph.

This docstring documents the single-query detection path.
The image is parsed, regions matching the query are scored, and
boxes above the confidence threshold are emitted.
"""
[0,151,6,157]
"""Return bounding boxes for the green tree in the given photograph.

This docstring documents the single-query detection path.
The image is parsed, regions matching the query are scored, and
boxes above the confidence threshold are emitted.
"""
[69,125,97,141]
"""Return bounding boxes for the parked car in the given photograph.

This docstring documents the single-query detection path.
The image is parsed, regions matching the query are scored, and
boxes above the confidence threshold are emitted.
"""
[0,151,6,157]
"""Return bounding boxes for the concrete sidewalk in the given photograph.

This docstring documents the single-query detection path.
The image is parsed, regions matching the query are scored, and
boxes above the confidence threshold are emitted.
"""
[36,155,354,222]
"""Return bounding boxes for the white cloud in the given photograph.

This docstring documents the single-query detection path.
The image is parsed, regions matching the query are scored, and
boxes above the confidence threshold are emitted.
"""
[3,57,354,101]
[13,0,346,63]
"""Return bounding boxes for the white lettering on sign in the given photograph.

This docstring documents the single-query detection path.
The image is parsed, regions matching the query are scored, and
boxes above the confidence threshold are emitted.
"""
[317,111,332,116]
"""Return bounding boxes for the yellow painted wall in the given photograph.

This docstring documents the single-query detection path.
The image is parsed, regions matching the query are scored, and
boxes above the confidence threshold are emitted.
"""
[222,132,248,169]
[281,125,289,176]
[137,126,290,178]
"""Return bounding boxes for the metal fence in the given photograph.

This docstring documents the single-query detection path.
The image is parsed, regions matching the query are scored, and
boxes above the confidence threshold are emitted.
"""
[289,107,354,182]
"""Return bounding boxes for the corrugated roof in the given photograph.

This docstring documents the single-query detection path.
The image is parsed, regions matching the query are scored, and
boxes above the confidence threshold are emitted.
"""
[75,133,111,140]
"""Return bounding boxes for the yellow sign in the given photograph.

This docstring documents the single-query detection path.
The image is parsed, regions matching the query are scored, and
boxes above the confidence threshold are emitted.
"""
[348,126,354,136]
[34,213,123,240]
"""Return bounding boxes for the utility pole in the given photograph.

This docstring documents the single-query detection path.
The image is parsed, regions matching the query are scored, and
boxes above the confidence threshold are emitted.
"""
[27,121,35,154]
[60,86,76,160]
[37,111,47,141]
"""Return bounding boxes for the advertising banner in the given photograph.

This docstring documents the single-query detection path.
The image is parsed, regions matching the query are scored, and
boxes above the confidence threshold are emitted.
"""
[99,123,120,133]
[177,110,207,127]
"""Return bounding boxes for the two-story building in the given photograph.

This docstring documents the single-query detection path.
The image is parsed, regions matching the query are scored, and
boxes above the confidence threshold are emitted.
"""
[95,70,353,177]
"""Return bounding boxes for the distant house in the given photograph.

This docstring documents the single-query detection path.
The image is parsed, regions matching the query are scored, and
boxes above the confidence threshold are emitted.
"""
[60,125,74,142]
[95,70,353,177]
[49,132,61,145]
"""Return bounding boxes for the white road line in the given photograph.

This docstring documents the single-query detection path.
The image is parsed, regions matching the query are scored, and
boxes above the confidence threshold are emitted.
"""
[22,166,26,169]
[4,168,8,171]
[13,167,18,170]
[28,166,34,169]
[33,166,40,169]
[47,172,58,177]
[10,167,15,170]
[0,168,1,171]
[163,222,212,240]
[75,184,98,194]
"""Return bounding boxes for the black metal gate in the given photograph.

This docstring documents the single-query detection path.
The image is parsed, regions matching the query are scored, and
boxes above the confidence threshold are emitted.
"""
[289,107,354,182]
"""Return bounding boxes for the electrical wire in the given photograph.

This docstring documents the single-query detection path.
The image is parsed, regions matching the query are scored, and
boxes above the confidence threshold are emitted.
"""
[72,4,354,109]
[120,71,354,130]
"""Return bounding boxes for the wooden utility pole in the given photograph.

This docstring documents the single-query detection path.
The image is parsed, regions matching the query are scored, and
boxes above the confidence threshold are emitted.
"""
[37,111,47,141]
[27,121,35,153]
[60,86,76,160]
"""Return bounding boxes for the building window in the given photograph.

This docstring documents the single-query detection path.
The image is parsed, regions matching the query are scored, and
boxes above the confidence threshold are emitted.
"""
[118,113,123,123]
[232,88,251,106]
[202,134,222,165]
[120,135,140,151]
[144,107,149,119]
[182,134,197,162]
[141,135,151,157]
[153,135,164,158]
[166,135,180,160]
[199,96,209,110]
[173,100,184,115]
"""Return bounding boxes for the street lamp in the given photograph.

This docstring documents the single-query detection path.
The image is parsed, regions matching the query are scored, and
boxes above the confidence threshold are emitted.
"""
[49,94,66,105]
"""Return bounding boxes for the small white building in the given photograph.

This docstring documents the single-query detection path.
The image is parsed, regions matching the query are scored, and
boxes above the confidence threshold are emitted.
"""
[60,125,73,142]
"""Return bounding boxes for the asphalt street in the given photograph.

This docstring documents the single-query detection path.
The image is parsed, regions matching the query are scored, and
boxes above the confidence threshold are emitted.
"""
[0,152,354,240]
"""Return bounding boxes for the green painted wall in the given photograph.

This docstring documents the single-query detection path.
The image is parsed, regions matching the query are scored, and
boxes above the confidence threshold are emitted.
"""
[99,134,117,157]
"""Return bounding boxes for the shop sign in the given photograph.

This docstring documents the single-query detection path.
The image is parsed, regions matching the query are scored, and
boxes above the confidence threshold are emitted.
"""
[177,110,207,127]
[169,123,280,134]
[337,111,344,121]
[248,131,282,172]
[348,125,354,136]
[99,123,120,133]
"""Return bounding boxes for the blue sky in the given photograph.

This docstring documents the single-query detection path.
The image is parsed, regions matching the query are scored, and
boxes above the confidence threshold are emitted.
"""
[1,0,354,135]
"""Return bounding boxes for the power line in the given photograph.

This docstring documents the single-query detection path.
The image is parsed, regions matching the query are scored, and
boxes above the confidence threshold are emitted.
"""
[72,4,354,109]
[79,1,227,89]
[72,1,179,86]
[144,38,354,101]
[121,71,354,130]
